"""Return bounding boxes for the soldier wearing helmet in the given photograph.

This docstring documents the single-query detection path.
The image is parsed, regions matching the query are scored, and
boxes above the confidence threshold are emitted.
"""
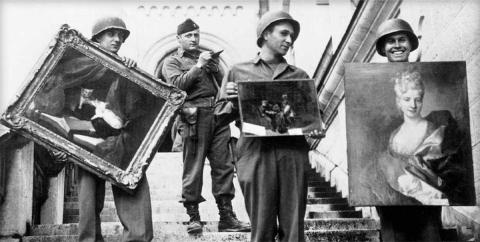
[161,18,251,234]
[219,10,324,242]
[91,16,130,43]
[375,18,419,62]
[374,18,442,242]
[75,16,154,242]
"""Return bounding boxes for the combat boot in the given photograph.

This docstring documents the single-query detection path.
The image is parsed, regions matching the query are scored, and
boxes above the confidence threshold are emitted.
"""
[185,203,203,234]
[216,199,251,232]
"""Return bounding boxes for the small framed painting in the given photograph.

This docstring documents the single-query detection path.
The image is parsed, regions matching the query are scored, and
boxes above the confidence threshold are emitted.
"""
[237,79,322,137]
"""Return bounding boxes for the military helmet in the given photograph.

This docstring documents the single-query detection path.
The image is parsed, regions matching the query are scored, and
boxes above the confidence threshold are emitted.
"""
[375,18,418,56]
[91,16,130,42]
[256,10,300,47]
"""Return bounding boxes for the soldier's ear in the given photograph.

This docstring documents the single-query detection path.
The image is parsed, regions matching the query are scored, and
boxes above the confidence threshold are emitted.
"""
[259,32,270,46]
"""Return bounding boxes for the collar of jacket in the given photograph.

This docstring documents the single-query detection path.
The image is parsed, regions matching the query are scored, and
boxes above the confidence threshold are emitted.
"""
[251,53,298,79]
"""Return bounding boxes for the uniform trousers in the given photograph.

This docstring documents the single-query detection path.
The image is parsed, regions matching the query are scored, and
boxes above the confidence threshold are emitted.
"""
[78,168,153,242]
[377,206,442,242]
[235,137,309,242]
[180,107,235,204]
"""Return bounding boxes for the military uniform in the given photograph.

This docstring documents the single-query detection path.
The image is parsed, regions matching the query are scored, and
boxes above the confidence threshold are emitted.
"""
[76,16,153,242]
[162,47,235,205]
[220,55,310,242]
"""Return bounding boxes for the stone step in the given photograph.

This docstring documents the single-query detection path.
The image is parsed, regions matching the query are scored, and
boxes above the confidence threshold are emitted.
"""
[65,211,365,224]
[32,221,233,235]
[307,197,346,204]
[64,198,353,221]
[23,232,250,242]
[307,191,341,198]
[24,229,380,242]
[308,186,336,193]
[65,206,361,224]
[63,215,79,224]
[43,223,460,242]
[308,210,363,219]
[304,218,379,230]
[63,200,249,223]
[305,229,380,242]
[32,219,380,236]
[65,200,217,211]
[66,190,344,205]
[307,181,331,187]
[64,213,194,224]
[306,203,352,212]
[306,175,326,181]
[64,211,239,223]
[65,200,353,213]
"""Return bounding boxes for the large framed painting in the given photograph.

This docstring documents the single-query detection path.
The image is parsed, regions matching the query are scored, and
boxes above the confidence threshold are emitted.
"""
[345,62,476,206]
[237,79,322,137]
[0,25,186,191]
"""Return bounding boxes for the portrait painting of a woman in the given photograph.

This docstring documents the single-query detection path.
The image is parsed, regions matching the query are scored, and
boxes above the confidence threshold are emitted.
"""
[345,62,476,206]
[377,71,468,205]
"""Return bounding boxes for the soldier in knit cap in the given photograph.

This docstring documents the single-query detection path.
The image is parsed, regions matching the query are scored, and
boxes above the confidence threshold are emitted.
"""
[162,18,250,234]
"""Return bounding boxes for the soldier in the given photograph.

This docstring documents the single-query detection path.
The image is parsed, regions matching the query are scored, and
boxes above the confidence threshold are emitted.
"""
[219,11,324,242]
[374,18,442,242]
[161,19,250,234]
[77,16,153,242]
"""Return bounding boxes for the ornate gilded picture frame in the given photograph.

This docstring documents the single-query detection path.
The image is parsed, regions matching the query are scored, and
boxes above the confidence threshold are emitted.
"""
[0,25,186,191]
[238,79,322,137]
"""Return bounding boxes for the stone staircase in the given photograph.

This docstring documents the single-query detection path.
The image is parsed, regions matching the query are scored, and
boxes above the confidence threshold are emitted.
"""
[23,152,380,241]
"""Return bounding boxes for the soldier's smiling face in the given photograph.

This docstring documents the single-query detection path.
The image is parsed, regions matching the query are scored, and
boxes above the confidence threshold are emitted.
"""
[383,33,412,62]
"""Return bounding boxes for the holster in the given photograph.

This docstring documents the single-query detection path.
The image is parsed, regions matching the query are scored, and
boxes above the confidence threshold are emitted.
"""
[180,107,198,139]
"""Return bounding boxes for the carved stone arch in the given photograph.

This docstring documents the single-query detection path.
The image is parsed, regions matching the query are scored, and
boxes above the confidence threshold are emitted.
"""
[141,32,239,81]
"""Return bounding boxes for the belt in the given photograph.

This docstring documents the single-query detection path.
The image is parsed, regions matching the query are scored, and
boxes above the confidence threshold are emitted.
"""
[183,96,216,108]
